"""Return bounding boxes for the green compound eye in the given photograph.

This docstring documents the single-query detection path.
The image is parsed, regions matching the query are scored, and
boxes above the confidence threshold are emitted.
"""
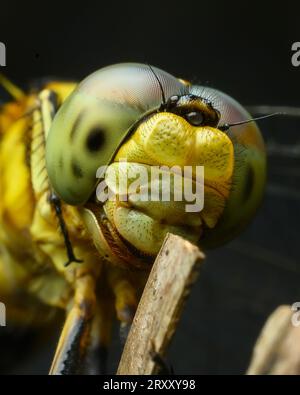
[46,63,186,205]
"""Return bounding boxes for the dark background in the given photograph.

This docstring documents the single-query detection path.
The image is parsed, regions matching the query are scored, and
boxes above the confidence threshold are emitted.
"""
[0,1,300,374]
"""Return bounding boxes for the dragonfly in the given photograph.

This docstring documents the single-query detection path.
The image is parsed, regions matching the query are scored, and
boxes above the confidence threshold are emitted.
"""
[0,63,299,374]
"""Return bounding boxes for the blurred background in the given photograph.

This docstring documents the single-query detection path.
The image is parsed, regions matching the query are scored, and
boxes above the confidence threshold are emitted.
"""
[0,1,299,374]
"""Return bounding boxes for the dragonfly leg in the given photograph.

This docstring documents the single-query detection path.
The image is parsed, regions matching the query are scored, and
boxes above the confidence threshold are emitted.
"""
[49,273,96,375]
[49,192,83,266]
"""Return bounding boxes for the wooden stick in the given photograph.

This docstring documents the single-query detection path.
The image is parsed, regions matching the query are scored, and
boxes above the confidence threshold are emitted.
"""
[117,233,205,375]
[247,305,300,375]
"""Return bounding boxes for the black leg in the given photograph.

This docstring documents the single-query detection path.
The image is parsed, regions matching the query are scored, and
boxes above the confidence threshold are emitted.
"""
[49,274,96,375]
[49,192,83,266]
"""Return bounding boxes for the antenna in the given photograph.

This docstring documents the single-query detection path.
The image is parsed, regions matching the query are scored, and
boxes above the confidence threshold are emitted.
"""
[219,112,283,131]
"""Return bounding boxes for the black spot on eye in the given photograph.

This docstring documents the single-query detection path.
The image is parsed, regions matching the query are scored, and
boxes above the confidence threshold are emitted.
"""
[242,165,255,202]
[86,127,106,152]
[71,159,83,178]
[58,155,64,169]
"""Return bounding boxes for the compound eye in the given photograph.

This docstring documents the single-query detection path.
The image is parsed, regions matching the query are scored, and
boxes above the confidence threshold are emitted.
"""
[185,111,204,126]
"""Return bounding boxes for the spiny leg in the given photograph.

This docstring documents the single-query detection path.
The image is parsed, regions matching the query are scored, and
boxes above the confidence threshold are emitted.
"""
[33,89,82,266]
[49,192,83,266]
[49,273,96,375]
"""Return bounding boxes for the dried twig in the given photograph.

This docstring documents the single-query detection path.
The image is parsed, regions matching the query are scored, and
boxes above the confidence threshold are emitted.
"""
[117,233,205,375]
[247,305,300,375]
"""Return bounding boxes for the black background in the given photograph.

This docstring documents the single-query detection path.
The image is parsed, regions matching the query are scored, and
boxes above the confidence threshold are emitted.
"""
[0,1,300,374]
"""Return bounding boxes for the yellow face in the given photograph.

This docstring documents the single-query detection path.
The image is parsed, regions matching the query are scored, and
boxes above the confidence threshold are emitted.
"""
[103,112,233,255]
